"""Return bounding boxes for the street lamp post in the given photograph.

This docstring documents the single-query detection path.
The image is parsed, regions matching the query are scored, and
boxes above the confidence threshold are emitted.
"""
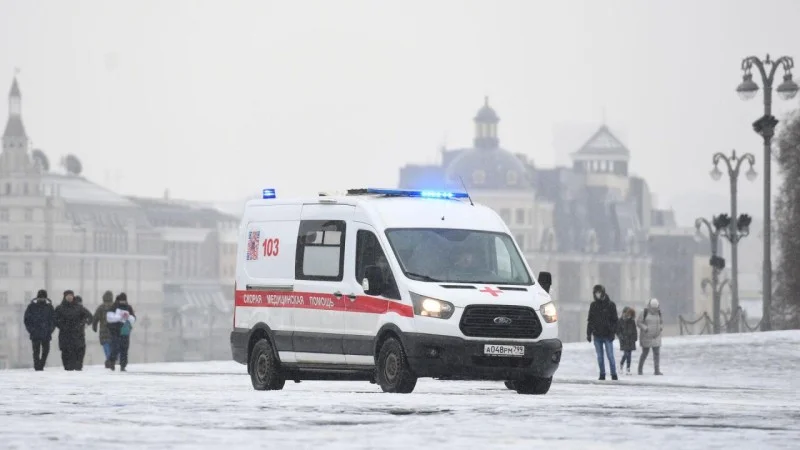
[701,277,730,332]
[736,54,799,331]
[710,150,756,332]
[695,217,728,334]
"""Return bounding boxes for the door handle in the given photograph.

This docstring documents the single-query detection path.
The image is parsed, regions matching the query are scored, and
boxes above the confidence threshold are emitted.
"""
[347,294,357,302]
[333,291,343,298]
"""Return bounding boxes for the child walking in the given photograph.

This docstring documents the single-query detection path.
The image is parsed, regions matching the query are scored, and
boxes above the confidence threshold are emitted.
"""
[617,306,638,375]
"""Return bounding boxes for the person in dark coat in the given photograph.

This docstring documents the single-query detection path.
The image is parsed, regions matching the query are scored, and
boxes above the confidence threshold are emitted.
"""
[587,284,619,380]
[74,295,92,370]
[92,290,115,367]
[23,289,56,371]
[106,293,136,372]
[616,306,638,375]
[54,290,93,371]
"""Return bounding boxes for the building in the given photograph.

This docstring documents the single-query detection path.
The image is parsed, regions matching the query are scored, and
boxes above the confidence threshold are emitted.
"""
[0,77,167,369]
[398,98,699,342]
[128,194,238,362]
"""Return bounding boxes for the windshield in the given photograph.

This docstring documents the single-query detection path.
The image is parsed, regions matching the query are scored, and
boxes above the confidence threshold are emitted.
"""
[385,228,533,285]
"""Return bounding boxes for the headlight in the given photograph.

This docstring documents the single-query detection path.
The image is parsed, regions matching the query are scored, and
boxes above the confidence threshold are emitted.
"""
[540,301,557,323]
[410,293,455,319]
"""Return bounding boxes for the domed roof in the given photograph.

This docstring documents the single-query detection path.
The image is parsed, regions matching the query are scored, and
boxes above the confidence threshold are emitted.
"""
[475,96,499,123]
[445,147,532,190]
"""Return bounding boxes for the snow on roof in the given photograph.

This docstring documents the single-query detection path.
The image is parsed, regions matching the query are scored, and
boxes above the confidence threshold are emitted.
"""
[43,174,136,207]
[159,226,212,243]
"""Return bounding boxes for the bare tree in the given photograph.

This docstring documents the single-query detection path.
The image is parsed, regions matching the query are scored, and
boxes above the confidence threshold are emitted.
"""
[774,111,800,329]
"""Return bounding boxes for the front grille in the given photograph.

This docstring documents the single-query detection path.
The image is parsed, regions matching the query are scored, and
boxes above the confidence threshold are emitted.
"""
[459,305,542,339]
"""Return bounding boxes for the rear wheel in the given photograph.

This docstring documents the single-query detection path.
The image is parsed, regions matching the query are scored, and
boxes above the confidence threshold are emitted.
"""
[504,381,517,390]
[376,337,417,393]
[515,376,552,395]
[249,339,285,391]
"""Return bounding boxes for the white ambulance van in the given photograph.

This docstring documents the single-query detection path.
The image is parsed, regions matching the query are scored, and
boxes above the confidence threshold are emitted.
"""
[230,188,562,395]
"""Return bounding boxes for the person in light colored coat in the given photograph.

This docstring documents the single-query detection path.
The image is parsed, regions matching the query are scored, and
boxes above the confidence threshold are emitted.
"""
[637,298,664,376]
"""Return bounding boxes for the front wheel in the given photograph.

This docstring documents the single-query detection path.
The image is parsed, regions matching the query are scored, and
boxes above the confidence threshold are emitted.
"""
[515,376,552,395]
[249,339,285,391]
[376,337,417,393]
[504,381,517,390]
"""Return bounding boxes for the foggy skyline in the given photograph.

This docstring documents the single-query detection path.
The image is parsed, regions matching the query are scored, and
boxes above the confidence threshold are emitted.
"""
[2,0,799,220]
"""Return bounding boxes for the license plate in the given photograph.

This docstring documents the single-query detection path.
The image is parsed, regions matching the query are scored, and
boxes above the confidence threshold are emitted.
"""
[483,344,525,357]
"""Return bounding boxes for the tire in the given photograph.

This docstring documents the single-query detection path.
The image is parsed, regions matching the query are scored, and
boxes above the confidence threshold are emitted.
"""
[515,376,552,395]
[504,381,517,390]
[376,337,417,393]
[249,339,285,391]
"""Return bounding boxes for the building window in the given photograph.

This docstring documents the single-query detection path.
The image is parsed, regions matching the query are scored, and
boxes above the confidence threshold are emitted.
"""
[472,170,486,185]
[24,262,32,277]
[515,209,525,225]
[24,208,33,222]
[295,220,346,281]
[499,209,511,224]
[506,170,518,186]
[514,234,526,251]
[0,236,8,250]
[0,291,7,305]
[0,209,8,222]
[24,235,32,250]
[0,262,7,277]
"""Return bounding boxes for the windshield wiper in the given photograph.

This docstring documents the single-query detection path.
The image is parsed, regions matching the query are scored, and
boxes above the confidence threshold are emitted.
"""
[405,272,441,282]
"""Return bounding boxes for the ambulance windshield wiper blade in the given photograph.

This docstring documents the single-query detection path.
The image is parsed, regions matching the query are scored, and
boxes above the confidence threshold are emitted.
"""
[405,272,440,282]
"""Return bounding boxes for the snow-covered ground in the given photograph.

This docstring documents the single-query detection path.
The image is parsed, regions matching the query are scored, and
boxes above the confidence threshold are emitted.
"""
[1,331,798,450]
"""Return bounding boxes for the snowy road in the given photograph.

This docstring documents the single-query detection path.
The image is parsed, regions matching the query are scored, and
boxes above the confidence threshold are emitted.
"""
[1,331,798,450]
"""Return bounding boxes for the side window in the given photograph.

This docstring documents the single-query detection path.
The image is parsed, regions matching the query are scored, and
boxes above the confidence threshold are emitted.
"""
[355,230,400,300]
[494,236,513,279]
[295,220,346,281]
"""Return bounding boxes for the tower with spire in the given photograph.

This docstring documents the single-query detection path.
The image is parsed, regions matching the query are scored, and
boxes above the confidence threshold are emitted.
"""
[1,76,34,174]
[473,96,500,150]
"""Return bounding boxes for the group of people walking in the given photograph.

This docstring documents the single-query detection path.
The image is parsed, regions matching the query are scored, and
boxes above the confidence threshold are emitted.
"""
[587,284,664,380]
[23,289,136,372]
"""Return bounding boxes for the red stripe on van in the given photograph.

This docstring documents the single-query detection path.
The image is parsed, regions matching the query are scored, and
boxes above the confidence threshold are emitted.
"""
[234,290,413,318]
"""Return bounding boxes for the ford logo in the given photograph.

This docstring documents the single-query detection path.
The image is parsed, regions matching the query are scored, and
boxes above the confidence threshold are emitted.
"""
[493,316,512,325]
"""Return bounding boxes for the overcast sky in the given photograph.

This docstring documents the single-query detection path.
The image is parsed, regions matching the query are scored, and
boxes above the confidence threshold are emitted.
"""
[2,0,799,222]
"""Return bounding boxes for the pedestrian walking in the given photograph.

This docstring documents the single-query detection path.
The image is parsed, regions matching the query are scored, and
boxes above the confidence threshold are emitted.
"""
[637,298,664,376]
[106,293,136,372]
[617,306,638,375]
[74,295,92,370]
[587,284,619,381]
[23,289,56,371]
[92,291,115,367]
[54,290,93,371]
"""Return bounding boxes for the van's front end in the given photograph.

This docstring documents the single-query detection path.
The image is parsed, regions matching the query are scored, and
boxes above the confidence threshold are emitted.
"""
[381,223,562,393]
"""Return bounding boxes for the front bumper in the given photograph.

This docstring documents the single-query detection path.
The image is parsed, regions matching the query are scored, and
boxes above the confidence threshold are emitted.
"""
[402,333,562,381]
[230,328,249,365]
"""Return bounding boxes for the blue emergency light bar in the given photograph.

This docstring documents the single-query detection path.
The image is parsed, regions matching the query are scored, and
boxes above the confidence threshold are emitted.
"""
[365,188,469,199]
[262,188,276,199]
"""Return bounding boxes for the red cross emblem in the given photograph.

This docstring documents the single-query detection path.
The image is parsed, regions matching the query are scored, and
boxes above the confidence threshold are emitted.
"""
[479,286,503,297]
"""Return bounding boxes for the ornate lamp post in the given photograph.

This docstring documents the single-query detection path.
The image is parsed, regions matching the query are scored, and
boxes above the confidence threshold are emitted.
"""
[695,216,728,333]
[736,54,799,331]
[701,277,730,331]
[710,150,756,332]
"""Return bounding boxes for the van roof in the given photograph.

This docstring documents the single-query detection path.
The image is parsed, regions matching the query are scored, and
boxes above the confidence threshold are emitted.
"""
[244,192,508,232]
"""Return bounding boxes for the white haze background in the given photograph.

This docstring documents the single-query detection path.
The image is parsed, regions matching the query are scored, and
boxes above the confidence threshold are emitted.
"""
[1,0,800,226]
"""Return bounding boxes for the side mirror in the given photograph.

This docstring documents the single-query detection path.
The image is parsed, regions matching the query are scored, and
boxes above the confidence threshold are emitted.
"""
[538,271,552,293]
[362,265,385,296]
